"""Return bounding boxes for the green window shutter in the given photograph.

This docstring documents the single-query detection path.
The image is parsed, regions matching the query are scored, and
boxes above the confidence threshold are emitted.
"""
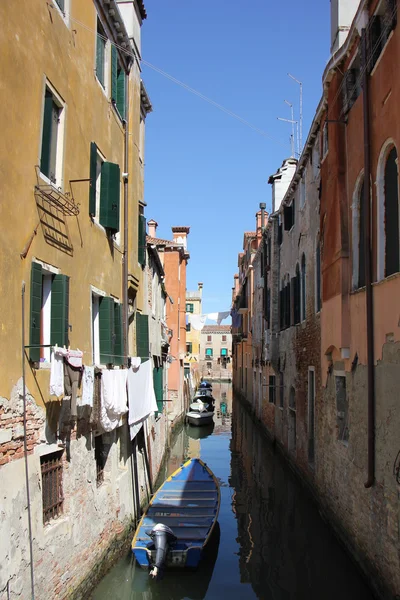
[153,366,164,415]
[136,313,149,362]
[111,45,118,104]
[29,262,43,362]
[50,274,69,347]
[116,68,126,120]
[113,303,123,366]
[100,162,120,232]
[138,215,146,266]
[96,34,105,87]
[40,91,53,178]
[89,142,98,216]
[99,297,115,364]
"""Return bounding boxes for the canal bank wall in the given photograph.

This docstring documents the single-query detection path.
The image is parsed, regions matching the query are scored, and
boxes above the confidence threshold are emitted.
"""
[233,387,385,600]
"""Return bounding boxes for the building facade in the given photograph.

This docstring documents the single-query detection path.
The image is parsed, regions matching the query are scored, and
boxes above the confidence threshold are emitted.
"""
[185,283,203,363]
[232,1,400,597]
[200,325,232,380]
[0,1,175,598]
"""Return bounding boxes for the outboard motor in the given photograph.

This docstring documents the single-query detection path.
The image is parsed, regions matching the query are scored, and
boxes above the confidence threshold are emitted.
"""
[146,523,177,580]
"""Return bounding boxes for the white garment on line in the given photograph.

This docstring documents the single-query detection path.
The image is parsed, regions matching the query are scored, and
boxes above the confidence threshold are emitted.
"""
[81,366,94,407]
[127,360,158,434]
[100,369,128,432]
[130,417,147,441]
[67,349,83,368]
[216,311,230,324]
[131,357,141,369]
[207,312,218,321]
[188,314,208,331]
[50,351,64,397]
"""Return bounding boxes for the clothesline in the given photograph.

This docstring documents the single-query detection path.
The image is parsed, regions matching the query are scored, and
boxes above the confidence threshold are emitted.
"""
[26,344,152,361]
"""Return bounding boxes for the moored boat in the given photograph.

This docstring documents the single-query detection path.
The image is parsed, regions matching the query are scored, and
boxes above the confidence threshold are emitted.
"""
[131,458,220,578]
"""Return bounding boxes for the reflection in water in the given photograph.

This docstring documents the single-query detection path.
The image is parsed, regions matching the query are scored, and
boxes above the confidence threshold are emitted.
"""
[91,388,374,600]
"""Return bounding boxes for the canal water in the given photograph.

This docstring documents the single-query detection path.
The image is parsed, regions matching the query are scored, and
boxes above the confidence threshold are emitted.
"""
[91,383,375,600]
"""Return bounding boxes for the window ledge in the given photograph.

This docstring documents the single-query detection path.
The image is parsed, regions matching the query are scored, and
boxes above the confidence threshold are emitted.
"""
[39,172,62,192]
[96,76,108,100]
[350,285,366,295]
[373,270,400,287]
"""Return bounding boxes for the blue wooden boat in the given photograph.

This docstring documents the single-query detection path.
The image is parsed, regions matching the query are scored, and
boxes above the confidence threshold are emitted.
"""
[131,458,220,575]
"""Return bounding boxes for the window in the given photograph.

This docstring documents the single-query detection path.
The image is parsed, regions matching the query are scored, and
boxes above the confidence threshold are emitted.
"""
[153,363,164,416]
[206,361,212,369]
[268,375,276,404]
[358,179,366,288]
[186,303,194,313]
[89,143,120,233]
[186,322,191,332]
[222,335,227,342]
[384,147,399,277]
[301,254,306,321]
[136,312,149,363]
[41,451,64,524]
[91,292,123,365]
[205,348,213,357]
[322,121,328,158]
[29,262,69,364]
[316,241,322,312]
[137,213,146,266]
[335,375,349,443]
[220,348,227,356]
[95,434,106,486]
[40,86,64,186]
[186,342,192,354]
[284,202,294,230]
[96,19,107,88]
[279,279,291,330]
[342,59,361,115]
[111,46,126,119]
[368,2,397,73]
[207,335,212,342]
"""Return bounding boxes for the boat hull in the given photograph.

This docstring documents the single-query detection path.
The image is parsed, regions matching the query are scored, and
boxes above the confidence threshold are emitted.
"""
[132,458,220,570]
[186,411,214,426]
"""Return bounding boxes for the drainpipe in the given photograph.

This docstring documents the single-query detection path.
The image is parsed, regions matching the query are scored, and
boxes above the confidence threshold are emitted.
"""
[361,29,375,488]
[122,76,129,368]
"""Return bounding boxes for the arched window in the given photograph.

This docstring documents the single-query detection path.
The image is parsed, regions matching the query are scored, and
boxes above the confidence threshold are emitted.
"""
[351,172,366,289]
[301,254,306,321]
[384,147,399,276]
[294,263,301,324]
[315,239,321,312]
[377,141,400,280]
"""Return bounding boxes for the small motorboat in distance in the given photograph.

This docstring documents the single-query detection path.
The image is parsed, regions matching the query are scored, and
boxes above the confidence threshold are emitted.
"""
[131,457,220,578]
[186,399,214,426]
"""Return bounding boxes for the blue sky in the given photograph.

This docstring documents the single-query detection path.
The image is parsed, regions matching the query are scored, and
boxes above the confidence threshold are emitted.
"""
[141,1,330,316]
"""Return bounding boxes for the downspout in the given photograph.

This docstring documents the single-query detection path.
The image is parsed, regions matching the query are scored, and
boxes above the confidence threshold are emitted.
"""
[22,282,35,599]
[122,72,129,367]
[361,29,375,488]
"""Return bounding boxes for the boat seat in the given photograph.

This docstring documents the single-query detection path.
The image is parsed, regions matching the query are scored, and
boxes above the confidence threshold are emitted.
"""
[147,506,217,517]
[142,516,214,528]
[137,526,210,541]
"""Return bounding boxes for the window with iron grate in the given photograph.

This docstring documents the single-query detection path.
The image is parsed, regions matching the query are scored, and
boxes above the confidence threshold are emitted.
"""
[40,451,64,524]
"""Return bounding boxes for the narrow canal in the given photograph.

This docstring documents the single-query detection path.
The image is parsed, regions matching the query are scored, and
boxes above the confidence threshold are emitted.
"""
[91,383,375,600]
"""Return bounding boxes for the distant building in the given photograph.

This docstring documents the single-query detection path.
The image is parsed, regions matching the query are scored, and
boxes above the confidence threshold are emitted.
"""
[200,325,232,380]
[185,283,203,363]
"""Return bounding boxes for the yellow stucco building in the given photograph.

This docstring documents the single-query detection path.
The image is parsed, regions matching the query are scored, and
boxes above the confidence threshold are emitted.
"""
[185,282,203,363]
[0,1,156,597]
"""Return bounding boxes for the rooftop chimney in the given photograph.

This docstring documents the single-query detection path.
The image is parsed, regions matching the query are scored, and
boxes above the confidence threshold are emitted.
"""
[148,219,158,238]
[171,226,190,250]
[198,282,203,293]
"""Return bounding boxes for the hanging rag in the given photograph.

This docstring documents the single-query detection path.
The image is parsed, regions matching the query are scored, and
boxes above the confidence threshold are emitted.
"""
[188,314,208,331]
[130,357,141,369]
[50,351,64,397]
[64,361,82,418]
[66,349,83,369]
[129,417,146,441]
[100,369,128,432]
[231,308,242,328]
[81,366,95,407]
[90,368,102,427]
[207,312,218,321]
[127,360,158,435]
[216,311,230,325]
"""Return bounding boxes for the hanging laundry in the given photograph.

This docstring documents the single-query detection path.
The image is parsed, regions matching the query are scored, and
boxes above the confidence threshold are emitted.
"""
[216,311,230,325]
[127,360,158,439]
[207,312,218,321]
[130,417,146,441]
[100,369,128,432]
[64,362,82,418]
[90,368,102,427]
[50,350,65,397]
[130,357,141,369]
[188,314,208,331]
[81,366,94,407]
[66,349,83,369]
[231,308,242,328]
